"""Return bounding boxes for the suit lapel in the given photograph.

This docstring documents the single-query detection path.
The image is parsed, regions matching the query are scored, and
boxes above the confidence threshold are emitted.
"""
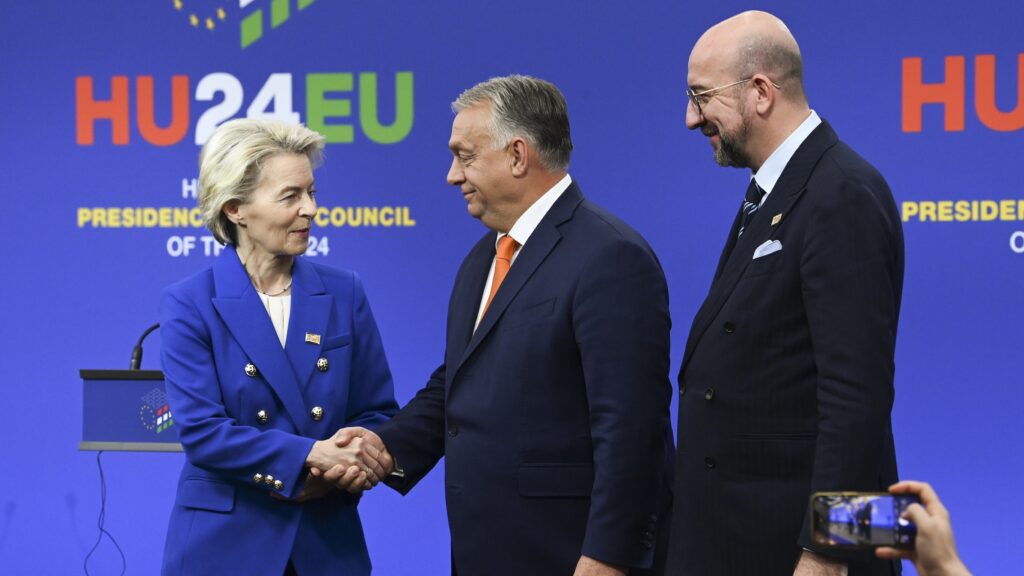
[284,258,331,392]
[211,246,309,430]
[711,207,744,282]
[681,122,839,373]
[450,183,582,383]
[447,237,494,369]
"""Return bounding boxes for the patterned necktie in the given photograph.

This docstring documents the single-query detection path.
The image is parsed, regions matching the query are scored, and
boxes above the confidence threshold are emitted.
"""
[738,179,766,238]
[482,235,518,318]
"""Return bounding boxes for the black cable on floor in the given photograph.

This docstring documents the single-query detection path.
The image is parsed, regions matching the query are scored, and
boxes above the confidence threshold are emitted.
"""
[84,451,126,575]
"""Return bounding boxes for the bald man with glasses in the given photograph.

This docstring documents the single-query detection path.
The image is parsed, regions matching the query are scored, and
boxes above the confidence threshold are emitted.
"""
[669,11,905,576]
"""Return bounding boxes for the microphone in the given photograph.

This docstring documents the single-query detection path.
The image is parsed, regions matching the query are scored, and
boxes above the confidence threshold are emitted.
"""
[129,323,161,370]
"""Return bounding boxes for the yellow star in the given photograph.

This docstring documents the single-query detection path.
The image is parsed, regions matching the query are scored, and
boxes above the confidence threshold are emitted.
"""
[217,8,226,20]
[189,14,198,27]
[206,17,215,30]
[173,0,183,10]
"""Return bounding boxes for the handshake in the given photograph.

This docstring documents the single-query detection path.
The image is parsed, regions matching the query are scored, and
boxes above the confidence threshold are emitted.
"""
[298,427,395,500]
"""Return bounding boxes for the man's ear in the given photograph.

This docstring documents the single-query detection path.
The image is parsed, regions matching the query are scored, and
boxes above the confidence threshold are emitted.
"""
[751,74,777,116]
[509,137,529,177]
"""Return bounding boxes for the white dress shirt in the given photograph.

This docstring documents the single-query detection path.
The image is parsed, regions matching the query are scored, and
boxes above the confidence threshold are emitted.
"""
[751,110,821,205]
[474,173,573,329]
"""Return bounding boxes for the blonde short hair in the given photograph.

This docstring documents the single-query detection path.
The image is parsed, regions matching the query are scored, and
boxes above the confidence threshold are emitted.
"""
[199,119,326,245]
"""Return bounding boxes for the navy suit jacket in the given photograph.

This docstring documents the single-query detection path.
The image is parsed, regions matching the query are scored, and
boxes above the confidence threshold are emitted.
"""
[377,183,674,575]
[160,246,398,576]
[669,122,904,576]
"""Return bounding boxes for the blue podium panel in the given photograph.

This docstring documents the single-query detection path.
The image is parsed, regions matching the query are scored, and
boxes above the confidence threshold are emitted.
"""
[79,369,182,452]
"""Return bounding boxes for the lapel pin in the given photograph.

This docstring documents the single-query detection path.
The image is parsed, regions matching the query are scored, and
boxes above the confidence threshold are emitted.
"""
[771,213,783,227]
[305,333,321,345]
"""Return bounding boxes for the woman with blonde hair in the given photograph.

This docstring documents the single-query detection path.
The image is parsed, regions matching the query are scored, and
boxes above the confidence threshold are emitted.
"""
[160,118,397,575]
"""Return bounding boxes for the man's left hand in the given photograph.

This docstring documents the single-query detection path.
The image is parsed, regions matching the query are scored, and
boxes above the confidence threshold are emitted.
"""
[573,555,627,576]
[793,550,847,576]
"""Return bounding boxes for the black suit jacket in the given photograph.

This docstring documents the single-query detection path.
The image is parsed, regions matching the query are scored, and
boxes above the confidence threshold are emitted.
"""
[668,122,904,576]
[378,183,674,576]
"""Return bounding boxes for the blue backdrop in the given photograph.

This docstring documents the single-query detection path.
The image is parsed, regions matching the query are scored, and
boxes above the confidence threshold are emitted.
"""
[0,1,1020,574]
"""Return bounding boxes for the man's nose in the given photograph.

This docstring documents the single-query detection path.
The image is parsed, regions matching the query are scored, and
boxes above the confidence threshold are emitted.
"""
[447,157,464,186]
[685,101,704,130]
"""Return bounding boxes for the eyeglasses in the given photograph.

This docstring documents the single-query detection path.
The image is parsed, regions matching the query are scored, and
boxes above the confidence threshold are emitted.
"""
[686,78,781,116]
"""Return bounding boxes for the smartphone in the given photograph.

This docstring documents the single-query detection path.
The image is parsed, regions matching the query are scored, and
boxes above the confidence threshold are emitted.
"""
[810,492,920,549]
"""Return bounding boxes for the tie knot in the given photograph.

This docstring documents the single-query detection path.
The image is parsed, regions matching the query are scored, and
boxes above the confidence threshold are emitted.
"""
[496,235,518,261]
[745,179,765,205]
[738,180,765,238]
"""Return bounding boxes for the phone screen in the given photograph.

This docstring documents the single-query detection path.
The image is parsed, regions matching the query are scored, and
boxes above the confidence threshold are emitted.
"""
[810,492,920,549]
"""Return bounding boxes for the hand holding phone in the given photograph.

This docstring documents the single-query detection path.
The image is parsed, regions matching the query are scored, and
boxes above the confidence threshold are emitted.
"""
[810,491,920,549]
[875,481,972,576]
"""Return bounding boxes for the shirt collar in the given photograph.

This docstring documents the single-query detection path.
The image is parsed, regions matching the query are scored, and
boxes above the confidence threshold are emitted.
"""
[752,110,821,197]
[496,173,572,248]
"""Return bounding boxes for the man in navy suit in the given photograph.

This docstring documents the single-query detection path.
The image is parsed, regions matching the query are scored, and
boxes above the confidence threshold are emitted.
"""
[668,11,904,576]
[334,75,674,575]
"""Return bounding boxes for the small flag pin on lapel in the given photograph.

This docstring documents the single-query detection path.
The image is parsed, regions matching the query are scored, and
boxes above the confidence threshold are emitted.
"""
[771,213,783,226]
[305,333,321,345]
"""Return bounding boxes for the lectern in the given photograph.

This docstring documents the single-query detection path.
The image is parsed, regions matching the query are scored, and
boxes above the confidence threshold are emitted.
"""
[79,369,182,452]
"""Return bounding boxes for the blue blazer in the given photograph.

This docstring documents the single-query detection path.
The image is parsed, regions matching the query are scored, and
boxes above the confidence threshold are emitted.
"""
[377,183,675,575]
[160,246,398,576]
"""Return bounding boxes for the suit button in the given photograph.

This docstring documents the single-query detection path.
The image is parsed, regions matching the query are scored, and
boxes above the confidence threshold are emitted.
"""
[310,406,324,421]
[704,457,716,470]
[256,410,270,424]
[723,322,736,334]
[316,357,329,372]
[680,386,687,397]
[253,473,264,484]
[244,362,258,377]
[273,479,284,491]
[704,388,715,401]
[264,474,275,486]
[447,426,459,438]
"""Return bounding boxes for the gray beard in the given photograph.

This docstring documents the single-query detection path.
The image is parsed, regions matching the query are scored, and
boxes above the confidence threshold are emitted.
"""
[713,117,753,168]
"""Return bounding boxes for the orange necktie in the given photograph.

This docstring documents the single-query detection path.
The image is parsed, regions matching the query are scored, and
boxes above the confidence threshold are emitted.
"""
[482,235,518,318]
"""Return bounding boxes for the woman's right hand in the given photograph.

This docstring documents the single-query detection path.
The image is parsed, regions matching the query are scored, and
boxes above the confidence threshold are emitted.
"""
[273,471,334,502]
[292,472,334,502]
[305,436,384,492]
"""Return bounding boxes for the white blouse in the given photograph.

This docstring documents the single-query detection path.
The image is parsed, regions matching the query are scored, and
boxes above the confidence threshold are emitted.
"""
[257,293,291,348]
